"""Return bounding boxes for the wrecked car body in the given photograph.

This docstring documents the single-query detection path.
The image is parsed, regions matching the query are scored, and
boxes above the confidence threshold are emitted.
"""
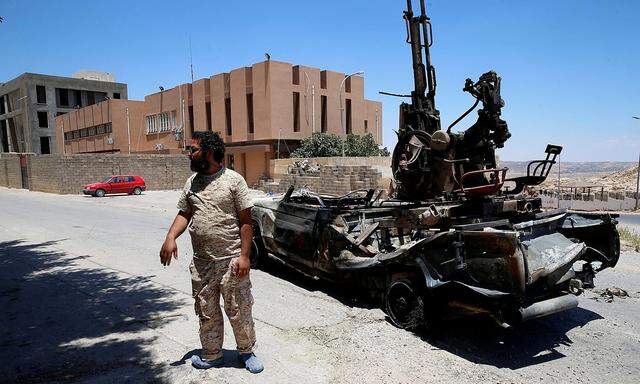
[251,189,619,329]
[251,0,620,330]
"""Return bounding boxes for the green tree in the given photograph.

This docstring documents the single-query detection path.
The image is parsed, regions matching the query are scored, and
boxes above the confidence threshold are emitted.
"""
[291,132,343,157]
[344,133,380,157]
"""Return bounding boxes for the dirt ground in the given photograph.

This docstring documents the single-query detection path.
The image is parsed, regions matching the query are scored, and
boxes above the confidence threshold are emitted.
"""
[1,187,639,384]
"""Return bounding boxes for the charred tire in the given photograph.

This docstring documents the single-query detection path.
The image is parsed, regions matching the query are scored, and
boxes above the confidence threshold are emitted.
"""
[385,279,425,331]
[607,228,620,268]
[95,189,106,198]
[250,223,266,269]
[133,187,142,195]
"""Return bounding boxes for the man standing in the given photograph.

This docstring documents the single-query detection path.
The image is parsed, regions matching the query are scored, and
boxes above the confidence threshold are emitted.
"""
[159,131,263,374]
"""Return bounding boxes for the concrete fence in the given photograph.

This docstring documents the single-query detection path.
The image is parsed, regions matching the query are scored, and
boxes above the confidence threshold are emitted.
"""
[540,191,639,211]
[0,153,193,194]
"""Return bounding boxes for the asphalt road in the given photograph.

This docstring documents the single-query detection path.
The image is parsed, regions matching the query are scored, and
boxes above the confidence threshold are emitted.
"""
[1,187,639,384]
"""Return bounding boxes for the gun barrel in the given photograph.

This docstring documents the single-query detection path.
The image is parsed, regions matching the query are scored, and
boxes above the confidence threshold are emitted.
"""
[405,0,427,107]
[419,0,435,98]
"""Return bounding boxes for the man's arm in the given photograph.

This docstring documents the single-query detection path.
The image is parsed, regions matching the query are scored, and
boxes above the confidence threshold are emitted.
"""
[233,208,253,277]
[160,211,192,266]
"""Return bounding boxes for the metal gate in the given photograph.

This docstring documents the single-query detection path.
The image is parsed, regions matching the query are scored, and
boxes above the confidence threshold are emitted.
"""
[19,154,29,189]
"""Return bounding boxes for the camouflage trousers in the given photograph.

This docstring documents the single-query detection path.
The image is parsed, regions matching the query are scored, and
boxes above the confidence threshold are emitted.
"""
[189,257,256,360]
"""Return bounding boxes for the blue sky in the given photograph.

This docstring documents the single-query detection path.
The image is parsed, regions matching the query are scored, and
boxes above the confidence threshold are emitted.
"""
[1,0,638,161]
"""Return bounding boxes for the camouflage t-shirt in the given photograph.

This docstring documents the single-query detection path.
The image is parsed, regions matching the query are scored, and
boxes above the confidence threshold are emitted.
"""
[177,167,254,261]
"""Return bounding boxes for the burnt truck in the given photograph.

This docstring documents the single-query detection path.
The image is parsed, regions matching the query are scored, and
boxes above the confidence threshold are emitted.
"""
[250,0,620,330]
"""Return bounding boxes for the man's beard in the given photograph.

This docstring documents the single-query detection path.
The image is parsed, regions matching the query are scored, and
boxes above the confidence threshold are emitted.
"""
[190,157,210,173]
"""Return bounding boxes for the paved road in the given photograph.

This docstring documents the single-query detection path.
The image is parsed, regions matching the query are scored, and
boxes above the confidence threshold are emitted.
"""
[1,187,639,384]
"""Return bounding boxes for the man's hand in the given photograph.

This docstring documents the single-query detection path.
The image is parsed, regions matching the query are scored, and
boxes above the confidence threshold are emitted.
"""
[160,211,191,266]
[233,256,251,278]
[160,236,178,266]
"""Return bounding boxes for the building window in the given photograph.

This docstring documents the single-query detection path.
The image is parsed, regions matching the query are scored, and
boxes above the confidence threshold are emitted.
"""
[170,110,177,130]
[74,90,82,108]
[0,96,5,115]
[146,115,157,133]
[88,126,96,136]
[40,137,50,154]
[345,99,352,134]
[188,106,194,134]
[113,93,121,99]
[205,102,212,131]
[105,123,112,133]
[71,130,78,139]
[159,112,169,131]
[36,86,47,104]
[227,154,235,170]
[292,92,300,132]
[321,95,327,133]
[97,124,105,135]
[292,66,300,85]
[345,77,351,93]
[146,111,177,134]
[320,71,327,89]
[87,91,95,106]
[364,119,368,133]
[246,94,254,134]
[58,89,69,107]
[225,97,232,136]
[37,111,48,128]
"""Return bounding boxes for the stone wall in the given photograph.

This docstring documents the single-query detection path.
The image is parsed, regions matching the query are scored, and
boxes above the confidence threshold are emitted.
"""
[259,164,382,196]
[0,154,23,189]
[0,154,193,194]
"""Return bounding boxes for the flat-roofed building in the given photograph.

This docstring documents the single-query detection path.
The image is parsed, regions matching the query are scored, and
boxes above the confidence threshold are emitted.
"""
[55,99,145,155]
[0,73,127,154]
[56,60,382,185]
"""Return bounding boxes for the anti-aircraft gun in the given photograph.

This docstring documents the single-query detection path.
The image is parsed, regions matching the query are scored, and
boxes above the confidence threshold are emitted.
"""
[250,0,622,331]
[391,0,512,200]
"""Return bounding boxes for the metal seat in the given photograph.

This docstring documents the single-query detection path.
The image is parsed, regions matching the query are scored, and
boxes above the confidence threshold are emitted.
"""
[505,144,563,194]
[455,168,508,197]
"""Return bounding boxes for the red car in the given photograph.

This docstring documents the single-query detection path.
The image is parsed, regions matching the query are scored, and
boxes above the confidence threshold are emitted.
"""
[83,175,146,197]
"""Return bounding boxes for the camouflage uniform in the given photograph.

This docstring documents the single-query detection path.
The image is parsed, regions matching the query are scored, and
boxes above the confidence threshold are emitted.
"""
[178,167,256,360]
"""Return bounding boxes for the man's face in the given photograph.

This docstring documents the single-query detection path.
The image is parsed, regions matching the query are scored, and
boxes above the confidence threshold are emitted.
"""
[189,139,210,173]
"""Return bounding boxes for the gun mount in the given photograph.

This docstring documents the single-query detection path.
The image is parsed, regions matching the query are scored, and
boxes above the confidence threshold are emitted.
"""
[391,0,514,200]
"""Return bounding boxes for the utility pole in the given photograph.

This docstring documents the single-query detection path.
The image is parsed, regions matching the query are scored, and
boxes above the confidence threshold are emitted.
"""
[126,106,131,154]
[557,154,561,209]
[60,121,67,155]
[635,152,639,210]
[339,71,364,156]
[311,84,316,134]
[634,117,640,210]
[277,128,281,159]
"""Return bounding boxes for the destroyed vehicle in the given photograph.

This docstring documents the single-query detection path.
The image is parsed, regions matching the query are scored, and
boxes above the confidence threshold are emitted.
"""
[251,187,619,329]
[250,0,620,330]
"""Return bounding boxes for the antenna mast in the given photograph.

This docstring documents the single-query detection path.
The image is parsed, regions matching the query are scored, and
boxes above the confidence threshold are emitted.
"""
[189,37,194,83]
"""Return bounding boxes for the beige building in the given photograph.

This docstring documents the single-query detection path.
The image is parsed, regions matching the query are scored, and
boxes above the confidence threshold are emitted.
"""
[56,60,382,185]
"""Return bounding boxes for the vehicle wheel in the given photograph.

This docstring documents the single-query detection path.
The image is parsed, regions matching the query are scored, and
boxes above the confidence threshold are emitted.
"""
[95,189,106,198]
[133,187,142,195]
[385,279,425,331]
[249,223,266,269]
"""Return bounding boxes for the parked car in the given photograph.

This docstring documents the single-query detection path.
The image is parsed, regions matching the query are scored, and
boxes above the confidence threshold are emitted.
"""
[83,175,146,197]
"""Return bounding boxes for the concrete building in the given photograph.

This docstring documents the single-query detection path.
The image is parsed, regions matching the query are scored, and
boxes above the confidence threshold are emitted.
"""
[56,60,383,185]
[0,73,127,154]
